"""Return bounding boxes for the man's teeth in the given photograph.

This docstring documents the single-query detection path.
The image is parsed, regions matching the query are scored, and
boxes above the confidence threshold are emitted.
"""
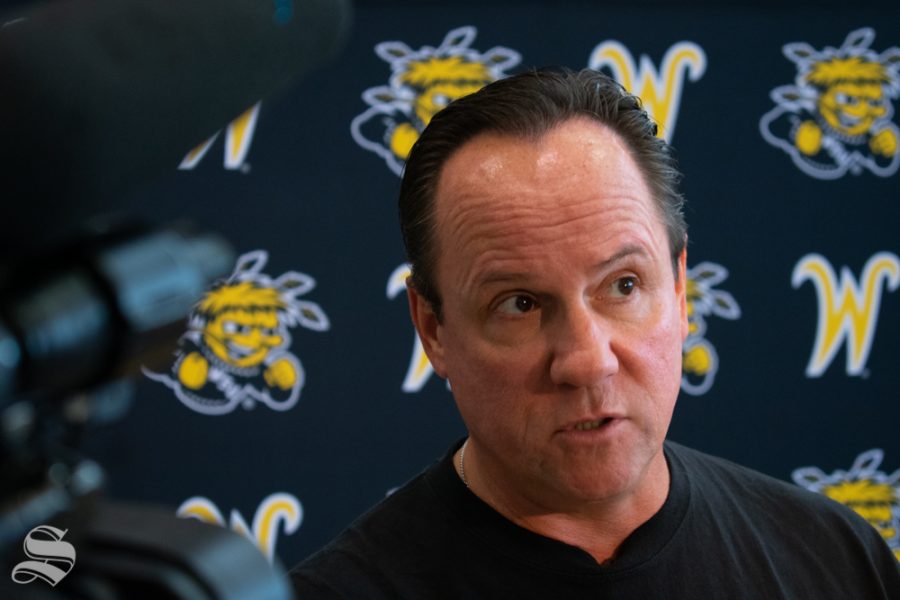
[575,418,612,431]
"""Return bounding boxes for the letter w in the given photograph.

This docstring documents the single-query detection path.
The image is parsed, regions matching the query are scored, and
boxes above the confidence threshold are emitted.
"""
[179,102,261,170]
[792,252,900,377]
[588,40,706,142]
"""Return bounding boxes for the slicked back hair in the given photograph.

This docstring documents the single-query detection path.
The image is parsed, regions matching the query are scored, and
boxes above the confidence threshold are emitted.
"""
[398,67,687,321]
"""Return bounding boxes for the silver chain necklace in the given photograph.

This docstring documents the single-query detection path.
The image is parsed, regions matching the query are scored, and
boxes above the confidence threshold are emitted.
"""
[458,438,469,488]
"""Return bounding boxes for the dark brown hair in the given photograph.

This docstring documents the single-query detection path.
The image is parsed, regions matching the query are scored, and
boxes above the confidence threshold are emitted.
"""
[398,67,687,319]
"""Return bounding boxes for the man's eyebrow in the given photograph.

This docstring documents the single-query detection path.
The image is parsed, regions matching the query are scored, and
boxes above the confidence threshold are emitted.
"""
[594,244,649,270]
[476,244,650,287]
[476,270,529,287]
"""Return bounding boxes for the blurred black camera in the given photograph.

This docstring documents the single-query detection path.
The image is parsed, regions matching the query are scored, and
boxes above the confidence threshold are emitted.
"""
[0,221,294,600]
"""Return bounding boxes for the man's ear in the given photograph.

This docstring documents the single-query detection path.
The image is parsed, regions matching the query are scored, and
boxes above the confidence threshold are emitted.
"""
[406,280,448,378]
[676,246,689,342]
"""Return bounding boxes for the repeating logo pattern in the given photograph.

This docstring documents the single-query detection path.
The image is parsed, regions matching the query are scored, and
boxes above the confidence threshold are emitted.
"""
[682,262,741,395]
[177,492,303,563]
[760,28,900,179]
[792,252,899,377]
[793,449,900,561]
[179,102,261,171]
[588,40,706,141]
[351,26,521,176]
[144,250,329,415]
[11,525,76,587]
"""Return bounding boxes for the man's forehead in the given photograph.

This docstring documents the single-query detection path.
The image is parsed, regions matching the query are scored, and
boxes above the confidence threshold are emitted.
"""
[434,117,645,215]
[429,117,668,291]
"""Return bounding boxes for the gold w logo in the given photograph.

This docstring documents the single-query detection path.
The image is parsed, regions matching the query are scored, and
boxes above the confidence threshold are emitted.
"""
[177,492,302,562]
[792,252,900,377]
[387,264,433,392]
[179,102,261,171]
[588,40,706,142]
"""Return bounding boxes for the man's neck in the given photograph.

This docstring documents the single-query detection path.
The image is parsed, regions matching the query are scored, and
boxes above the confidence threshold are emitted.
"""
[454,443,670,565]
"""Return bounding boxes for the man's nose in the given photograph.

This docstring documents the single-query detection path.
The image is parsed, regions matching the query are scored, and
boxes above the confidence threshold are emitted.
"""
[548,302,619,388]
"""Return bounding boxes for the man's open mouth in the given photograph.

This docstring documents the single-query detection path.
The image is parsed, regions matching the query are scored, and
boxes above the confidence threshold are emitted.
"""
[575,417,615,431]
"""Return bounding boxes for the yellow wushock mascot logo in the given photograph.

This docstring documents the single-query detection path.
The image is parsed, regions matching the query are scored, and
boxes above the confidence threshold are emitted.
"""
[144,250,329,415]
[792,252,899,377]
[794,450,900,561]
[681,262,741,395]
[351,26,521,176]
[760,28,900,179]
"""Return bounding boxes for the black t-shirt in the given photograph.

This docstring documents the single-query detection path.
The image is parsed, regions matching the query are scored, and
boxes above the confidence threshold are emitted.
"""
[291,441,900,598]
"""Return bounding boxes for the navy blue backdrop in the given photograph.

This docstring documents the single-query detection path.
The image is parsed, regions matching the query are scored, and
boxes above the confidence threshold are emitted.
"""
[54,1,900,571]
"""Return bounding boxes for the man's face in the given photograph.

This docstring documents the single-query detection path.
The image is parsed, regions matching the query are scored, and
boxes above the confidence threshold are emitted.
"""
[409,117,688,508]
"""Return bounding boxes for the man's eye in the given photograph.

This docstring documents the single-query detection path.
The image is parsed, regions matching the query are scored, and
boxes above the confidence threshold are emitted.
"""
[222,321,238,334]
[496,295,539,314]
[611,277,637,297]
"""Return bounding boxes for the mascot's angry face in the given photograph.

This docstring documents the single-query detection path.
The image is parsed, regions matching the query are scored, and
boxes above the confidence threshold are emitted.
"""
[818,81,887,137]
[203,308,283,368]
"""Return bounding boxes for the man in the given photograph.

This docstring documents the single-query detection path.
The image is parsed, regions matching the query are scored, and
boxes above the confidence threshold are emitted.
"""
[291,68,900,597]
